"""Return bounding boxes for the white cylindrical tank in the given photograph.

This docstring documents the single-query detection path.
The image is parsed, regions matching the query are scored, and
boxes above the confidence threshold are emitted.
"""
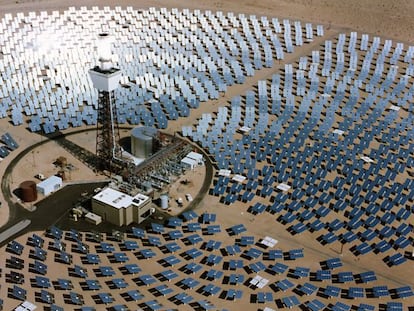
[160,193,169,209]
[131,126,158,158]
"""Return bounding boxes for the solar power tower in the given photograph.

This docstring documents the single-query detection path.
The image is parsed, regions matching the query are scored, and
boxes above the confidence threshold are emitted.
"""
[89,33,122,172]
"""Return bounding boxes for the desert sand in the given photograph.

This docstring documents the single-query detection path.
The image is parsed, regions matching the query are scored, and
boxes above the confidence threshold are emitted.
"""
[0,1,413,310]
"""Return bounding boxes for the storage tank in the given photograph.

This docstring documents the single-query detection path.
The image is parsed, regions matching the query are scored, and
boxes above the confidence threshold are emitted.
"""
[160,193,169,210]
[20,180,37,202]
[131,126,158,158]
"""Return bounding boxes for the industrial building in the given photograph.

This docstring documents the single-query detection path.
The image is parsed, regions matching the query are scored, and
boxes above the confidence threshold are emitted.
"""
[181,151,204,170]
[91,187,152,226]
[36,176,63,196]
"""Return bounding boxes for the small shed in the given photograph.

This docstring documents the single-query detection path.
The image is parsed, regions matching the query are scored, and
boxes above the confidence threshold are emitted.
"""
[37,175,63,196]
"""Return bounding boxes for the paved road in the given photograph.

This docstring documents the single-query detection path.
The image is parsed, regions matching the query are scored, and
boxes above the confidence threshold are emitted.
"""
[0,219,31,244]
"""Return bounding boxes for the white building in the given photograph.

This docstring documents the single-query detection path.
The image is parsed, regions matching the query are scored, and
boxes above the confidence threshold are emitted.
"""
[181,151,204,169]
[36,175,62,196]
[91,187,152,226]
[181,156,198,170]
[186,151,204,164]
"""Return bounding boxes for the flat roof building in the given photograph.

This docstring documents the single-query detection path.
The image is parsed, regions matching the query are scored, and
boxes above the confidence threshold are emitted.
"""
[186,151,204,164]
[181,157,198,170]
[181,151,204,170]
[36,175,62,196]
[91,187,152,226]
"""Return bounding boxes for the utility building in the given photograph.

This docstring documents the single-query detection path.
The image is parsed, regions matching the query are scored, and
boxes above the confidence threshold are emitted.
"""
[91,187,152,226]
[181,151,204,170]
[36,175,63,196]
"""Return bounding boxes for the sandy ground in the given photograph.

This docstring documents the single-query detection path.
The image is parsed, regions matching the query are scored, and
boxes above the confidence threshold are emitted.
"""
[0,1,413,310]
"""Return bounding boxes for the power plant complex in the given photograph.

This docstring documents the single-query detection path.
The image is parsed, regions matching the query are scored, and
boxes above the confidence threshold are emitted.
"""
[0,4,413,311]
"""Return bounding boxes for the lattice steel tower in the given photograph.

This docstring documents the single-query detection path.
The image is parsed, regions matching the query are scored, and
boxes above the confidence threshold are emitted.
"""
[89,33,122,172]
